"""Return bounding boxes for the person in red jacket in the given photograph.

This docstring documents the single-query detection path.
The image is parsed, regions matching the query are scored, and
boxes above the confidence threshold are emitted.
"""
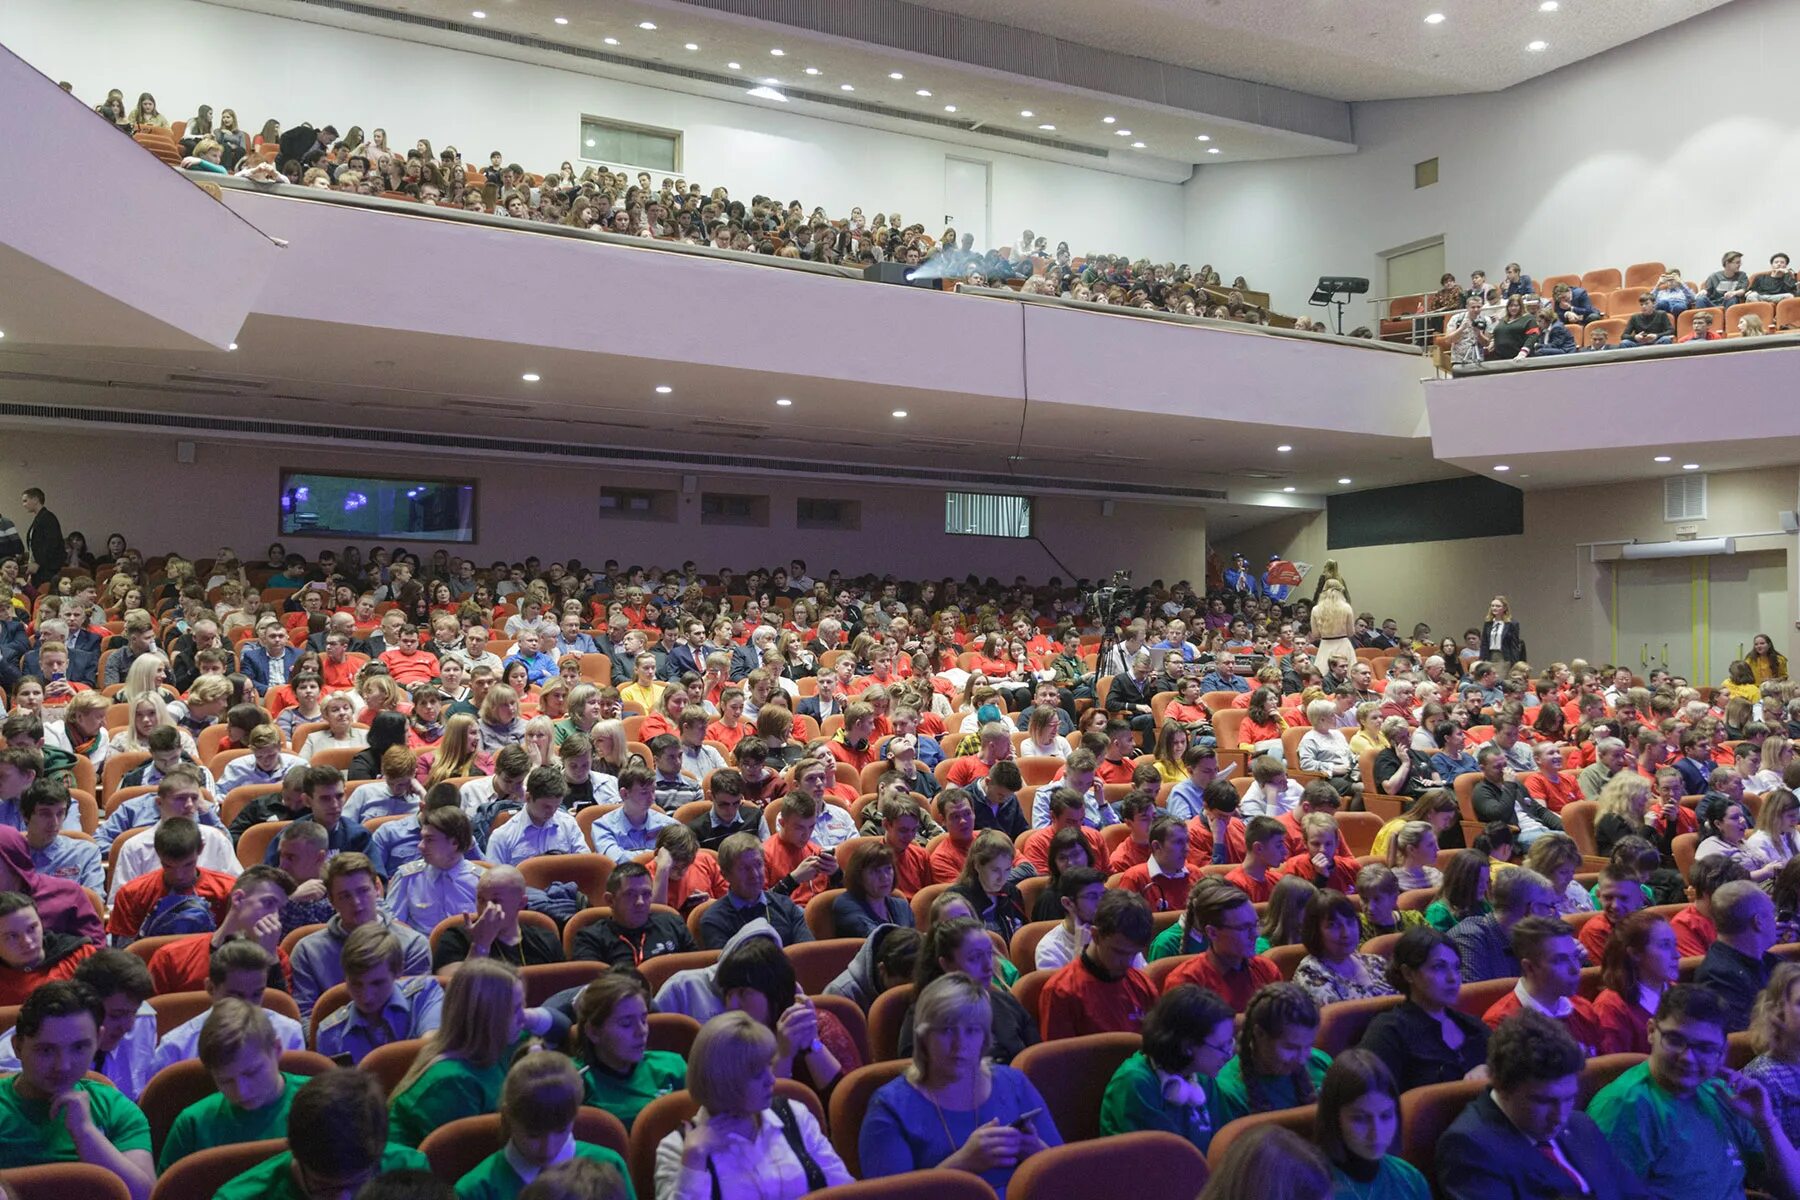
[1037,888,1156,1039]
[1480,917,1605,1055]
[1224,816,1288,904]
[1271,813,1362,894]
[0,892,97,1005]
[106,817,237,946]
[1576,865,1648,962]
[1107,792,1157,874]
[1279,781,1344,857]
[1186,780,1248,869]
[1117,816,1193,913]
[1165,879,1281,1012]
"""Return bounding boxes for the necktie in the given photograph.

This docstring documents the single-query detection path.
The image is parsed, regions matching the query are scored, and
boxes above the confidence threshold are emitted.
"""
[1536,1140,1589,1194]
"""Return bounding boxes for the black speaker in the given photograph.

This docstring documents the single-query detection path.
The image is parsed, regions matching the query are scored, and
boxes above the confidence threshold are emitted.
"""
[862,262,939,289]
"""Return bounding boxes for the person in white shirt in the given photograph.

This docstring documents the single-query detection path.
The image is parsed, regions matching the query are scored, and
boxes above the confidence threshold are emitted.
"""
[677,710,727,783]
[1239,756,1302,818]
[1035,865,1127,971]
[217,724,307,794]
[300,693,367,762]
[589,764,675,860]
[110,771,240,900]
[1297,699,1358,798]
[0,947,158,1100]
[149,940,305,1076]
[485,765,585,867]
[386,806,487,935]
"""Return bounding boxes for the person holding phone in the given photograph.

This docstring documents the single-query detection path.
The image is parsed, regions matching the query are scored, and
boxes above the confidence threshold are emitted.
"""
[861,971,1061,1197]
[1589,984,1800,1200]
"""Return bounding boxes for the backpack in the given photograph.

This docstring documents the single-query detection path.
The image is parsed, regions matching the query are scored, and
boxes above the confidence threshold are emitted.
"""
[139,891,218,938]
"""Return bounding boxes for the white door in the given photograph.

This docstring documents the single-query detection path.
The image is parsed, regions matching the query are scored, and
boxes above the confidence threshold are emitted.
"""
[1706,550,1789,685]
[1386,241,1446,301]
[943,157,990,256]
[1612,558,1696,680]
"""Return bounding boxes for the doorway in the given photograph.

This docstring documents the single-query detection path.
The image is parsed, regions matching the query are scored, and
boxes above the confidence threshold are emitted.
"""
[943,157,990,257]
[1610,549,1788,683]
[1385,240,1446,302]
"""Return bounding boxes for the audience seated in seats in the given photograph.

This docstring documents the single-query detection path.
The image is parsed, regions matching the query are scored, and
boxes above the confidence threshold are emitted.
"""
[157,997,306,1171]
[1676,853,1750,957]
[831,839,913,939]
[150,940,305,1077]
[213,1066,430,1199]
[0,978,155,1198]
[1315,1049,1431,1200]
[433,864,562,972]
[570,970,688,1132]
[146,864,296,993]
[1293,888,1398,1007]
[104,815,236,949]
[110,767,241,902]
[589,764,675,862]
[388,805,486,935]
[696,832,812,950]
[0,815,102,942]
[1358,926,1490,1092]
[1695,879,1782,1034]
[1590,983,1800,1200]
[860,971,1058,1198]
[1165,879,1282,1011]
[657,1009,851,1199]
[947,828,1030,943]
[570,861,694,970]
[1478,916,1604,1054]
[1575,862,1649,961]
[711,933,857,1092]
[1437,1011,1636,1200]
[1449,866,1555,982]
[1037,888,1156,1038]
[17,779,103,892]
[1592,909,1679,1057]
[453,1050,632,1199]
[314,921,444,1063]
[898,916,1038,1065]
[1745,962,1800,1147]
[0,947,157,1101]
[290,851,433,1017]
[1272,811,1363,893]
[1100,983,1236,1154]
[1212,982,1331,1124]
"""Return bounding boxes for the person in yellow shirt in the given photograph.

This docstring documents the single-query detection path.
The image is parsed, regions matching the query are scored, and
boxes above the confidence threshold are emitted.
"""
[619,651,666,715]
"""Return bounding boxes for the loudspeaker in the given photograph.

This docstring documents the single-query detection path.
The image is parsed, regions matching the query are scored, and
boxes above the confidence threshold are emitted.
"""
[176,441,195,464]
[861,262,939,289]
[1781,510,1798,533]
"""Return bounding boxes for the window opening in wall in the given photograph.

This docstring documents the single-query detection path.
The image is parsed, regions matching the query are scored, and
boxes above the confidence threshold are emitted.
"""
[1414,158,1439,189]
[945,491,1031,538]
[579,116,681,172]
[797,498,862,531]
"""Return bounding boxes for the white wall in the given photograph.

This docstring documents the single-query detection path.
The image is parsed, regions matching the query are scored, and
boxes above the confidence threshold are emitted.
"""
[3,0,1188,262]
[1185,0,1800,315]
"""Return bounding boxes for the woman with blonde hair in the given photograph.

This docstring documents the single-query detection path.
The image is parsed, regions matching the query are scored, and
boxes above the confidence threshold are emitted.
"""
[558,683,603,745]
[120,651,176,707]
[654,1010,849,1199]
[1387,820,1445,891]
[388,958,538,1146]
[1747,789,1800,875]
[1310,580,1355,675]
[421,712,490,785]
[108,691,195,757]
[1755,736,1794,794]
[522,714,558,769]
[860,972,1059,1193]
[590,719,642,777]
[1593,770,1676,859]
[478,684,526,751]
[1745,962,1800,1142]
[1740,312,1770,337]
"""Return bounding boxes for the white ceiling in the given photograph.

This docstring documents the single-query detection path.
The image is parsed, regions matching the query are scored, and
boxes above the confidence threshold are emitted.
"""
[902,0,1738,101]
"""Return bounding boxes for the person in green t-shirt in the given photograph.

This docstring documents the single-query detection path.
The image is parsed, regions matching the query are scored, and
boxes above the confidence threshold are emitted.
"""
[389,957,531,1147]
[571,972,686,1131]
[1100,983,1236,1152]
[1589,983,1800,1200]
[0,979,153,1200]
[159,997,305,1171]
[1315,1049,1430,1200]
[214,1067,429,1200]
[1212,981,1332,1125]
[455,1050,635,1200]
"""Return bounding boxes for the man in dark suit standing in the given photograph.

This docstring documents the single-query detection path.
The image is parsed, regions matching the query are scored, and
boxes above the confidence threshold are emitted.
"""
[1438,1011,1643,1200]
[19,488,65,586]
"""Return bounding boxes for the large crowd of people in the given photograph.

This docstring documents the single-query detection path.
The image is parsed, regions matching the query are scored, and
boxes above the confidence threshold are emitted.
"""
[0,499,1797,1199]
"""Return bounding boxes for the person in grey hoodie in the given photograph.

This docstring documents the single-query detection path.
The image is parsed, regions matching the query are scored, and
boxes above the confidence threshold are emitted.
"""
[824,924,922,1013]
[653,918,782,1020]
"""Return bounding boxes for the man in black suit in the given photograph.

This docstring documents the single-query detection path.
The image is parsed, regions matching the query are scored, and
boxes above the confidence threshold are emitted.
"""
[1438,1011,1643,1200]
[1104,649,1159,748]
[730,626,776,682]
[19,488,64,586]
[796,669,844,725]
[664,619,712,680]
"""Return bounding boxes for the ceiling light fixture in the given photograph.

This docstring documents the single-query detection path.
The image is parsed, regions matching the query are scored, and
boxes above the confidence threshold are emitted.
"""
[775,397,793,407]
[1276,444,1292,452]
[1115,129,1132,136]
[892,410,908,418]
[944,105,957,112]
[726,60,740,68]
[1207,147,1221,154]
[1494,464,1511,472]
[840,83,854,91]
[1682,463,1701,470]
[638,21,656,29]
[1338,477,1353,485]
[761,77,781,84]
[916,88,931,96]
[804,67,820,75]
[1102,116,1116,124]
[554,16,568,24]
[1654,455,1672,463]
[1539,1,1559,9]
[684,42,698,50]
[888,71,904,80]
[770,47,784,56]
[604,36,619,44]
[1424,12,1446,23]
[1131,141,1146,148]
[227,342,238,351]
[1197,134,1211,141]
[654,385,672,394]
[1039,123,1056,130]
[1282,486,1297,493]
[521,373,540,382]
[1527,39,1547,50]
[470,9,486,17]
[1020,110,1033,118]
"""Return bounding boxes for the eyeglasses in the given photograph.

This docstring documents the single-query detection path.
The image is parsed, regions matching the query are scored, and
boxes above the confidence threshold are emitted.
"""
[1210,921,1258,936]
[1656,1027,1723,1060]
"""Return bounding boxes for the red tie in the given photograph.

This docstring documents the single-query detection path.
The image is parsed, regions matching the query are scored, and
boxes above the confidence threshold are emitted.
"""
[1536,1140,1589,1195]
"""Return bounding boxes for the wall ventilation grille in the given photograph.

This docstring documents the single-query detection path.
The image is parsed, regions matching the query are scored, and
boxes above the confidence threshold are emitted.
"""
[1664,473,1708,522]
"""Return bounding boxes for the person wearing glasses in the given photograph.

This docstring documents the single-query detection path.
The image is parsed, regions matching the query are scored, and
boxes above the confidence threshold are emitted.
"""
[1589,984,1800,1200]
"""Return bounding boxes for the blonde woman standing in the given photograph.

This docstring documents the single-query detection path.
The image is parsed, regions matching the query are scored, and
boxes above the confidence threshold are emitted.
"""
[1311,580,1355,675]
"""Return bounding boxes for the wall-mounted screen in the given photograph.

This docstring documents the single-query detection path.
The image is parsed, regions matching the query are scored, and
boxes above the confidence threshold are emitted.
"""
[279,471,476,542]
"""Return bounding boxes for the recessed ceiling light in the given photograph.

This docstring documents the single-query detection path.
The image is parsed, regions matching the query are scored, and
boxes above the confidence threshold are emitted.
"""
[521,373,540,382]
[1338,477,1353,485]
[1424,12,1446,23]
[228,342,238,351]
[1494,465,1511,472]
[1115,129,1132,136]
[1102,116,1116,124]
[944,105,958,112]
[1682,463,1701,470]
[804,67,820,75]
[1131,141,1146,148]
[638,21,656,29]
[769,47,784,56]
[891,410,908,418]
[1282,486,1297,493]
[0,331,6,339]
[1207,147,1221,154]
[1020,110,1034,118]
[726,60,740,68]
[761,77,781,84]
[916,88,931,96]
[1276,444,1292,452]
[840,83,854,91]
[1654,455,1672,463]
[554,16,568,24]
[1539,1,1559,9]
[1197,135,1211,142]
[654,385,673,394]
[684,42,698,50]
[1528,39,1547,50]
[470,9,485,17]
[1039,123,1056,131]
[605,37,619,44]
[888,72,904,80]
[775,398,793,407]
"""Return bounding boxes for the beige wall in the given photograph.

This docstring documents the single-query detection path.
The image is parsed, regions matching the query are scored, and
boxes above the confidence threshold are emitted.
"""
[0,429,1208,584]
[1232,467,1800,669]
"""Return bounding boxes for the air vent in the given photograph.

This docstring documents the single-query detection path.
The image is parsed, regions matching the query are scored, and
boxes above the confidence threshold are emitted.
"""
[165,373,268,390]
[689,418,770,435]
[1664,473,1707,522]
[1237,469,1288,480]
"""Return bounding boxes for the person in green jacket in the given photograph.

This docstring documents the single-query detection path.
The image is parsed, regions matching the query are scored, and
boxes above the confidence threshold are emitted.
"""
[1314,1050,1430,1200]
[1100,983,1237,1152]
[455,1051,635,1199]
[214,1067,429,1200]
[1212,982,1333,1124]
[389,957,533,1147]
[158,998,305,1171]
[572,972,686,1130]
